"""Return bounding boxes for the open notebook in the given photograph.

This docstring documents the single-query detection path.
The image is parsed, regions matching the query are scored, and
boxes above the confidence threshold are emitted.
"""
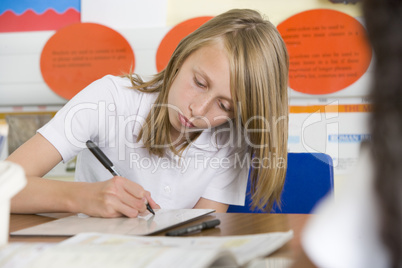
[11,209,214,236]
[4,230,294,268]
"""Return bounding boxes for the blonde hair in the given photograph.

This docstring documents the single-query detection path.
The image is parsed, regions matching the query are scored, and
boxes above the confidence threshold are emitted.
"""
[125,9,289,212]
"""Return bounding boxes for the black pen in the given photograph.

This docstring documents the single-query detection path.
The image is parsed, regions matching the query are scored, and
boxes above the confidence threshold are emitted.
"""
[86,140,155,215]
[165,219,220,236]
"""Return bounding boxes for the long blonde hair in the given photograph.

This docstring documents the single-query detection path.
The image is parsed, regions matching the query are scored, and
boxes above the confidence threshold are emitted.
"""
[126,9,289,211]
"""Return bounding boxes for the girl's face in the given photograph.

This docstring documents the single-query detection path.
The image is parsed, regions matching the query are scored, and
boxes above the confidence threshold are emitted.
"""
[167,41,234,143]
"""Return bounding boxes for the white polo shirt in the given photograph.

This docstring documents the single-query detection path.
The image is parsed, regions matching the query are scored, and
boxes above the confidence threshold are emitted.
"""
[38,75,249,209]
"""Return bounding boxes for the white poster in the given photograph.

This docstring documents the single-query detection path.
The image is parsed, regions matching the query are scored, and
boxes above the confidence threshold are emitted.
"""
[81,0,168,29]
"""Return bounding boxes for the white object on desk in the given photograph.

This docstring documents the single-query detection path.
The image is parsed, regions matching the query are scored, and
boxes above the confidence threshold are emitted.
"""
[0,161,26,246]
[11,209,215,236]
[29,230,294,268]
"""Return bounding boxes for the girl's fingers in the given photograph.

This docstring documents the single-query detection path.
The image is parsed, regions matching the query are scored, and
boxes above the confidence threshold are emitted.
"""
[119,188,147,212]
[115,176,160,211]
[144,191,160,209]
[95,176,157,218]
[113,200,141,218]
[103,191,145,218]
[117,176,147,199]
[112,176,149,214]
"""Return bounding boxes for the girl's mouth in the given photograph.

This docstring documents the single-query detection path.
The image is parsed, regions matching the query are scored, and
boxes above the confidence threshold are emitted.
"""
[178,113,195,128]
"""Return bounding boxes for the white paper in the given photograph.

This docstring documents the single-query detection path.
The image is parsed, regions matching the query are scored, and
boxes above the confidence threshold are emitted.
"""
[0,243,54,268]
[81,0,168,29]
[11,209,214,236]
[28,230,294,268]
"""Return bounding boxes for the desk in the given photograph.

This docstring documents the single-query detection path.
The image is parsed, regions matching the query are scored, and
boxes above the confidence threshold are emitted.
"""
[9,213,310,259]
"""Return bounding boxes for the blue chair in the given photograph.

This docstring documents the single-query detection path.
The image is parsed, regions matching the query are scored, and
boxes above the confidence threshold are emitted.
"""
[227,152,334,214]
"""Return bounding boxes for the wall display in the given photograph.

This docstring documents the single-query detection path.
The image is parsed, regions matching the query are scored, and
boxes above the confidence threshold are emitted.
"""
[0,0,80,33]
[40,23,135,100]
[156,16,212,72]
[288,98,371,176]
[81,0,167,29]
[167,0,362,26]
[277,9,372,95]
[275,8,373,180]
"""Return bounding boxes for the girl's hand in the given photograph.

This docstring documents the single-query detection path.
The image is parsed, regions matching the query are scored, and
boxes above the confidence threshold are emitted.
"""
[78,176,160,218]
[7,133,159,217]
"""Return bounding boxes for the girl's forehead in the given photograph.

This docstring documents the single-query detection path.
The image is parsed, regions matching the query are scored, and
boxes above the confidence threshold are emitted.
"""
[181,42,233,100]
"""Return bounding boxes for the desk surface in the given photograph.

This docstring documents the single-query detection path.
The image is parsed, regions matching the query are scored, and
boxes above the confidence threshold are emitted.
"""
[9,212,310,259]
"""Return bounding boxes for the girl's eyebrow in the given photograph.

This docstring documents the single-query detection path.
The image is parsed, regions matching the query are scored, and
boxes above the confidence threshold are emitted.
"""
[194,66,234,104]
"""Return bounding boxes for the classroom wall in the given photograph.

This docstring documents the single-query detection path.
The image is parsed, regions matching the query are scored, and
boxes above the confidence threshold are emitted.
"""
[0,0,370,191]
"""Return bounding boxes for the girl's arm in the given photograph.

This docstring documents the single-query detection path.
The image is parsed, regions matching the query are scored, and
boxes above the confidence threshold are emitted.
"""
[8,133,159,217]
[193,197,228,213]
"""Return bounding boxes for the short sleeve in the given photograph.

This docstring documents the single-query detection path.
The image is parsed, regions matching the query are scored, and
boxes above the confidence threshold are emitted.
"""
[200,145,250,206]
[37,75,130,162]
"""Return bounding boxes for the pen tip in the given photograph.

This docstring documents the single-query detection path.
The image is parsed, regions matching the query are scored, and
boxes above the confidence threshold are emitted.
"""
[146,203,155,215]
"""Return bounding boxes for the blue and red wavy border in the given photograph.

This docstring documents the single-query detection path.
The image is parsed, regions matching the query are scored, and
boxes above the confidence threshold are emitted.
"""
[0,0,81,33]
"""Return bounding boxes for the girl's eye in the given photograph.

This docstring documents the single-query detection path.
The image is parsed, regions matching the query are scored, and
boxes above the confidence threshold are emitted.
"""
[194,77,206,88]
[219,101,231,112]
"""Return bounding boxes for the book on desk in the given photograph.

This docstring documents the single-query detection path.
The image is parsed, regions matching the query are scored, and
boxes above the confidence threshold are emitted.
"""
[3,230,293,268]
[4,209,296,267]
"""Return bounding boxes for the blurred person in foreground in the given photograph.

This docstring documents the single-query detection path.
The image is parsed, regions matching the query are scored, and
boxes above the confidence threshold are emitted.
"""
[295,0,402,267]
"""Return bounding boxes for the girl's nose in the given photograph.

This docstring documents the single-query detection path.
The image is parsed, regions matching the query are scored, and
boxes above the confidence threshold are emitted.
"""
[189,95,212,117]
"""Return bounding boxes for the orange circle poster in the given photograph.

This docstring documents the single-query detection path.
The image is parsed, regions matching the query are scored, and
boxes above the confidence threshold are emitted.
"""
[40,23,135,100]
[277,9,372,95]
[156,16,213,72]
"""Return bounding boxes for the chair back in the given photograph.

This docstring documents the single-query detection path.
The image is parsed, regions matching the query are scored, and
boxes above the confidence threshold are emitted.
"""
[227,152,334,214]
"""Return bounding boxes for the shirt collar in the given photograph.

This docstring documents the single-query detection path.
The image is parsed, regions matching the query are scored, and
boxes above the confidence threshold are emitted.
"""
[189,128,219,152]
